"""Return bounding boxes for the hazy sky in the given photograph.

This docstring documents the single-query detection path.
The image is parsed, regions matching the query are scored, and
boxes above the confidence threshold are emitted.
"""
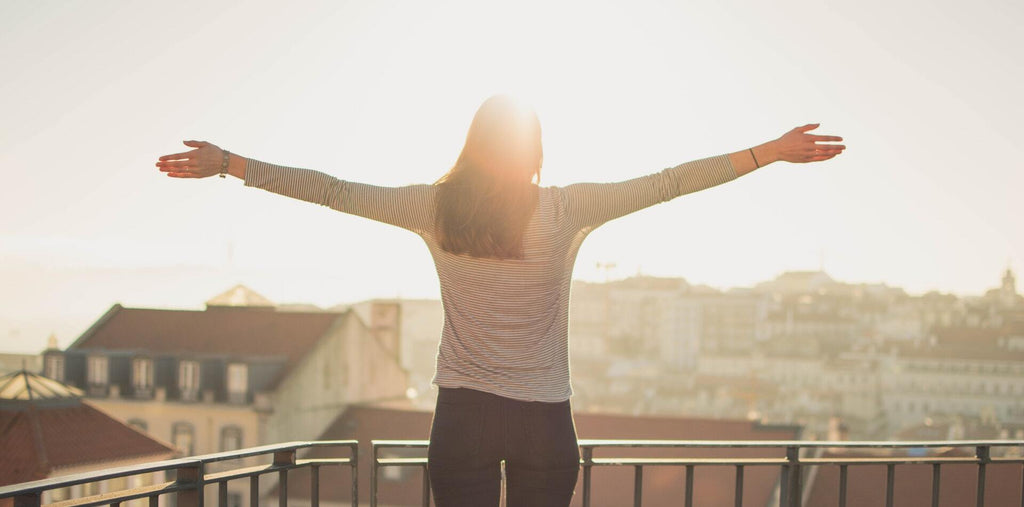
[2,0,1022,353]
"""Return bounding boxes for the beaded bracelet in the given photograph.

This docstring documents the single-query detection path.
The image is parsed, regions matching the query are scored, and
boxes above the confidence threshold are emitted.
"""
[219,150,230,178]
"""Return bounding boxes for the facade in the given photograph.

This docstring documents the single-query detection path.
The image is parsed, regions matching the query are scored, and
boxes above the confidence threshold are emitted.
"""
[41,286,408,507]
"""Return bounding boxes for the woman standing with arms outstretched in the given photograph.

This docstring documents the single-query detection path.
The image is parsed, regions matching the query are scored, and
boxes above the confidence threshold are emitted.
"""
[157,95,844,506]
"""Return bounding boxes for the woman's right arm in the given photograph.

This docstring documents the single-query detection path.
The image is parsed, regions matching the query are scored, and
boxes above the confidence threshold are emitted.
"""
[156,141,435,234]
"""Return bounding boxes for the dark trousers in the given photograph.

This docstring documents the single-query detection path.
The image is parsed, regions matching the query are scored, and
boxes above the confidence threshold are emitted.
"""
[427,387,580,507]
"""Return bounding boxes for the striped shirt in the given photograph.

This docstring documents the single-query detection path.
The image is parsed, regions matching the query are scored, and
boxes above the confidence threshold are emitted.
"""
[245,155,737,402]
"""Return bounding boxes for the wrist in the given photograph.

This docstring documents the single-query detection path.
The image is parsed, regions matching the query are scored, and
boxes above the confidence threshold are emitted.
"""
[227,153,247,179]
[752,141,779,166]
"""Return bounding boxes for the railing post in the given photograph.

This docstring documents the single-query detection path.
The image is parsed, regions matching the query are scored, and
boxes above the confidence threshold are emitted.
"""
[218,481,228,507]
[735,465,744,507]
[782,446,801,507]
[351,443,359,507]
[633,465,643,507]
[839,464,848,507]
[370,444,379,507]
[175,463,204,507]
[249,475,259,507]
[310,465,320,507]
[275,450,296,507]
[13,493,41,507]
[422,465,431,507]
[885,464,895,507]
[684,465,694,507]
[977,445,990,507]
[582,446,593,507]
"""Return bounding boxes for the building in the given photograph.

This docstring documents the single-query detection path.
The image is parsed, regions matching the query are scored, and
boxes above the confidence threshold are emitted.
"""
[41,286,408,507]
[347,298,443,409]
[0,370,176,506]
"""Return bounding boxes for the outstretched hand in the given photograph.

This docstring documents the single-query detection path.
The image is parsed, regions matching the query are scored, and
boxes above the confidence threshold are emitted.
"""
[773,124,845,163]
[156,140,224,178]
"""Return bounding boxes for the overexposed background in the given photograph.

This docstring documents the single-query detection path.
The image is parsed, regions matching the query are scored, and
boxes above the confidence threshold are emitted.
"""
[2,0,1022,352]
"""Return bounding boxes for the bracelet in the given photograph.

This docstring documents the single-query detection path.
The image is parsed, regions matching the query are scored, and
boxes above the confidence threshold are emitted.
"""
[219,150,230,178]
[749,148,760,169]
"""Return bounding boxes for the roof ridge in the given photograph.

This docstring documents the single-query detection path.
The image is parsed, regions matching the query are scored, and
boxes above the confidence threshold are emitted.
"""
[68,303,123,350]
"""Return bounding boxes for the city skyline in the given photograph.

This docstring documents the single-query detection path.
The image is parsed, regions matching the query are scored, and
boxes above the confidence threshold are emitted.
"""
[3,1,1022,353]
[1,263,1017,355]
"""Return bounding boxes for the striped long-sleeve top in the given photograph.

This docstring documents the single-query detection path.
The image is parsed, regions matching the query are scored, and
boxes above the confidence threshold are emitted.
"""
[245,155,737,402]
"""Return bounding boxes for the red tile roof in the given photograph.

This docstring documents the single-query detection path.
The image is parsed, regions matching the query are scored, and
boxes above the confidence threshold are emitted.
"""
[0,402,175,486]
[278,405,800,507]
[70,304,345,371]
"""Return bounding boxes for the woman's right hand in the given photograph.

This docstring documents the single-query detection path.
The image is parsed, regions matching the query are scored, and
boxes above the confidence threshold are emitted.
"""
[156,140,226,178]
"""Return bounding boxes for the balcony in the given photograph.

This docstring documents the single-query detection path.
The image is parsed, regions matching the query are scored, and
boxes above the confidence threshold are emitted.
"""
[2,439,1022,507]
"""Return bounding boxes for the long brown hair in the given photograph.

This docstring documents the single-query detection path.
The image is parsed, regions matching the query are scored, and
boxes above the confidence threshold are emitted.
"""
[435,95,543,259]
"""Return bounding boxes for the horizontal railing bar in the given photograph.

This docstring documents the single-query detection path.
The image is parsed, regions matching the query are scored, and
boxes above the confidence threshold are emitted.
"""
[801,457,984,466]
[372,440,431,448]
[369,456,1019,469]
[371,439,1024,450]
[592,458,787,466]
[196,440,358,464]
[297,458,353,466]
[577,440,1024,449]
[204,459,349,483]
[47,481,187,507]
[377,458,430,466]
[0,441,358,499]
[0,459,202,498]
[45,458,354,507]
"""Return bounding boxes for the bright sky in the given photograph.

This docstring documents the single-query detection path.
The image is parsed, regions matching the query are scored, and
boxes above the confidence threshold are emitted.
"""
[2,0,1022,353]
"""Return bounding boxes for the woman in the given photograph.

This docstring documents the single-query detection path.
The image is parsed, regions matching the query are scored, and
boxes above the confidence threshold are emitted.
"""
[157,95,844,506]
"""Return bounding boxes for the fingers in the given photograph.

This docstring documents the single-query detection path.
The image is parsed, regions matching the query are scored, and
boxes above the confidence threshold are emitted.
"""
[794,123,820,133]
[183,140,210,148]
[156,160,192,169]
[808,134,843,142]
[158,149,198,161]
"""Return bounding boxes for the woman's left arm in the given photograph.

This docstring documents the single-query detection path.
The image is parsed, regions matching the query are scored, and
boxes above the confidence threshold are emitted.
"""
[562,124,845,231]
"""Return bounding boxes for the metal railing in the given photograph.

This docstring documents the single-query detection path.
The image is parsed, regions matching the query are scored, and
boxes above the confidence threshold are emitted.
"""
[5,439,1022,507]
[0,441,358,507]
[371,439,1024,507]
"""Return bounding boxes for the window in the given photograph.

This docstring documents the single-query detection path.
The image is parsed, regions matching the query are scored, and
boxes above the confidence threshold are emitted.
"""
[127,418,148,433]
[220,425,243,452]
[87,356,109,385]
[226,363,248,404]
[179,360,200,401]
[132,358,153,396]
[44,354,65,382]
[171,422,195,455]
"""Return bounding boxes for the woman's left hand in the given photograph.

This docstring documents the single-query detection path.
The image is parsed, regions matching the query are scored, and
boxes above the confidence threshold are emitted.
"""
[773,124,845,164]
[156,140,224,178]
